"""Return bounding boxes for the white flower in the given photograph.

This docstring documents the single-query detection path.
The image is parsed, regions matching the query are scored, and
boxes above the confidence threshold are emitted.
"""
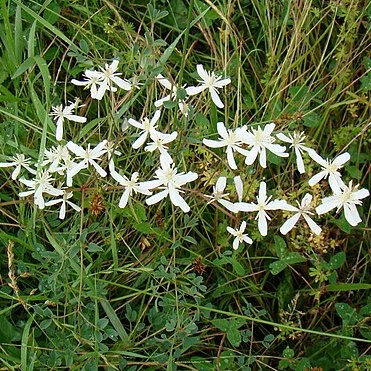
[276,131,311,174]
[227,221,253,250]
[203,122,249,170]
[66,140,108,182]
[71,60,131,100]
[155,74,189,115]
[19,171,63,210]
[45,190,81,219]
[307,151,350,193]
[95,59,131,97]
[243,123,288,168]
[316,180,369,226]
[186,64,231,108]
[280,193,322,235]
[205,176,236,212]
[128,110,161,149]
[42,145,70,173]
[0,154,36,180]
[71,70,104,100]
[144,156,198,212]
[144,130,178,163]
[50,102,87,141]
[110,167,152,208]
[235,181,289,236]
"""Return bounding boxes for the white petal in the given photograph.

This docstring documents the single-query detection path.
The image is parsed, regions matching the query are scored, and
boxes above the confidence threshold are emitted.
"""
[295,148,305,174]
[259,147,267,168]
[216,176,227,191]
[280,213,301,235]
[315,198,339,215]
[128,118,144,130]
[119,189,130,208]
[56,121,63,141]
[334,152,351,166]
[59,201,66,220]
[90,160,107,177]
[258,181,267,200]
[65,114,87,123]
[344,203,362,226]
[216,122,228,138]
[353,188,370,200]
[226,226,236,236]
[66,141,86,157]
[235,202,257,212]
[258,211,268,236]
[219,199,237,213]
[132,133,148,149]
[226,147,237,170]
[203,139,226,148]
[308,171,325,187]
[276,133,291,143]
[185,86,206,95]
[111,76,131,90]
[232,238,239,250]
[169,188,190,212]
[244,146,259,165]
[234,176,243,202]
[210,88,224,108]
[146,189,169,205]
[196,64,208,81]
[303,214,322,235]
[307,149,326,166]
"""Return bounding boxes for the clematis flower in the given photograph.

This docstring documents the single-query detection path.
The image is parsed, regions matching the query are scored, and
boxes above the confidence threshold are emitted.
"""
[316,180,369,226]
[144,130,178,163]
[42,145,70,173]
[227,221,253,250]
[128,110,161,149]
[0,154,36,180]
[66,140,108,182]
[234,175,243,202]
[144,155,198,212]
[50,102,87,141]
[155,74,189,116]
[280,193,322,235]
[186,64,231,108]
[19,171,64,210]
[110,167,152,208]
[235,181,289,236]
[203,122,249,170]
[276,131,311,174]
[71,60,131,100]
[205,176,237,212]
[307,151,350,193]
[242,123,288,168]
[45,190,81,219]
[71,70,104,99]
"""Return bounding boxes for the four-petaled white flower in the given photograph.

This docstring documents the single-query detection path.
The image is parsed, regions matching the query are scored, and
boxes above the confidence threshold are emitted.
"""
[71,60,131,100]
[50,102,87,141]
[205,176,236,212]
[0,154,36,180]
[186,64,231,108]
[144,155,198,212]
[155,74,189,116]
[42,145,70,174]
[276,131,311,174]
[66,140,108,183]
[128,110,162,149]
[144,130,178,163]
[243,123,288,168]
[203,122,249,170]
[316,180,369,226]
[235,181,289,236]
[45,190,81,219]
[227,221,253,250]
[110,167,152,208]
[280,193,322,235]
[307,151,350,193]
[19,171,64,210]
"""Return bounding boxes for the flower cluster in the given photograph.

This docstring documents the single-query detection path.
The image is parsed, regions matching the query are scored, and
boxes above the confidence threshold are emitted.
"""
[0,59,368,253]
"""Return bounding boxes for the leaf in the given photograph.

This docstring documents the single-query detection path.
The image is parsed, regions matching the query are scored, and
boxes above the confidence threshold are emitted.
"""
[335,303,359,326]
[269,260,287,275]
[87,243,103,252]
[303,112,320,127]
[325,283,371,291]
[329,252,346,270]
[274,235,287,258]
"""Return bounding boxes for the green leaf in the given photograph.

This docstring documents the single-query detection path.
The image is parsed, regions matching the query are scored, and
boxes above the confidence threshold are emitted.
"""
[39,319,52,330]
[335,303,359,326]
[303,112,320,127]
[87,243,103,252]
[329,252,346,270]
[269,260,287,275]
[274,235,287,258]
[325,283,371,291]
